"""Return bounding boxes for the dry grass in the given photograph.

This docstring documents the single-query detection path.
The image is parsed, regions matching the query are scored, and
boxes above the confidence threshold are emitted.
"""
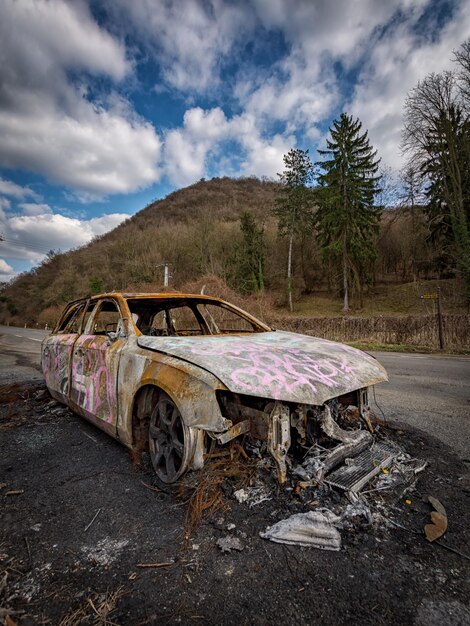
[271,313,470,350]
[58,587,126,626]
[179,446,255,540]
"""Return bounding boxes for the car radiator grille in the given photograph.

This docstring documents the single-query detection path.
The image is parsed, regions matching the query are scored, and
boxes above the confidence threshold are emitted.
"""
[324,443,395,493]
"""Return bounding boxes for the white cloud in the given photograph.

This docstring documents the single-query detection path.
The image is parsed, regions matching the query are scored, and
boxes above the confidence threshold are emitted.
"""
[235,0,431,135]
[0,0,466,202]
[0,0,162,195]
[349,0,470,168]
[0,259,14,275]
[253,0,428,61]
[237,123,294,178]
[164,108,231,185]
[0,197,11,220]
[18,203,53,216]
[237,55,338,134]
[162,106,292,185]
[0,210,129,265]
[110,0,255,93]
[0,177,39,200]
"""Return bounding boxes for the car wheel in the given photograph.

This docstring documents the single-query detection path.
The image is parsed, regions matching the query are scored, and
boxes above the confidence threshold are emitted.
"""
[149,391,191,483]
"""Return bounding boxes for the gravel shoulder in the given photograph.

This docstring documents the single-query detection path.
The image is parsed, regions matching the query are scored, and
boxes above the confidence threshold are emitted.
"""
[1,379,470,626]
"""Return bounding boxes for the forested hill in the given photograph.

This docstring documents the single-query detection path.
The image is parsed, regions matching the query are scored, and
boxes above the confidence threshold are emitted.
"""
[0,177,279,324]
[0,176,460,326]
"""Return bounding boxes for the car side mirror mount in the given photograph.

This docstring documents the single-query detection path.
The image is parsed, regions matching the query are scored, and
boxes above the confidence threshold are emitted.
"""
[106,330,118,343]
[106,328,126,344]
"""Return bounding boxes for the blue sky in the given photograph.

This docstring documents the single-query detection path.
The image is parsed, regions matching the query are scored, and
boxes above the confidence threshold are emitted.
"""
[0,0,468,281]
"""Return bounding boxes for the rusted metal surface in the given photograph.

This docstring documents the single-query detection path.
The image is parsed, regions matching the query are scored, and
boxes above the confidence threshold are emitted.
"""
[41,292,389,485]
[42,334,77,402]
[267,403,291,484]
[216,419,251,445]
[137,331,388,405]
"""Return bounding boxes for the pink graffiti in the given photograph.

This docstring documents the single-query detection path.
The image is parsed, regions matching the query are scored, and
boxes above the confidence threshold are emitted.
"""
[42,334,76,395]
[71,336,116,423]
[188,339,359,399]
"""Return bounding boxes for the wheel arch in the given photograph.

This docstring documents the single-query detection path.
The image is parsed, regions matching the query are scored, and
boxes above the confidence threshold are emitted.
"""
[131,383,164,454]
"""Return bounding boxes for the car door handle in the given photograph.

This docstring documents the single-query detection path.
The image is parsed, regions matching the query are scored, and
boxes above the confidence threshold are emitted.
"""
[74,348,84,357]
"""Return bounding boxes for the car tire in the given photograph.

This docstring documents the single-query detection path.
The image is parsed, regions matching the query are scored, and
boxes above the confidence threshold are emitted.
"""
[148,391,192,484]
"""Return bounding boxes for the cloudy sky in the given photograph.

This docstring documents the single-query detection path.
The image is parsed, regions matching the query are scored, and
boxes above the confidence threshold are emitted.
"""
[0,0,468,281]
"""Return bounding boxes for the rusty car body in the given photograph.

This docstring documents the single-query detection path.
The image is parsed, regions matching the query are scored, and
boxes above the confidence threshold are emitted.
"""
[41,292,388,484]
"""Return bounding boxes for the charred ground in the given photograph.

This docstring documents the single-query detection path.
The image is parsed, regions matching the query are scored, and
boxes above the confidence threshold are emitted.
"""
[1,380,469,626]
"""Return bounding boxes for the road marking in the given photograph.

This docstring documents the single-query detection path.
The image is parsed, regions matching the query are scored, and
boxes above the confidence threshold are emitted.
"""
[13,334,42,342]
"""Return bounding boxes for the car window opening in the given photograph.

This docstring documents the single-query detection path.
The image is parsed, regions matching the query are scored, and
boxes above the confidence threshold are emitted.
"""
[126,298,262,337]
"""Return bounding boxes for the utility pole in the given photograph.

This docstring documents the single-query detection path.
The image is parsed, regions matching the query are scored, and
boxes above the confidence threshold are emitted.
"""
[156,262,171,287]
[437,287,445,350]
[163,262,169,287]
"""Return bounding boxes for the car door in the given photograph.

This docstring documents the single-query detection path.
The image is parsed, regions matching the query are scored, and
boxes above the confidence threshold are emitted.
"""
[69,298,127,434]
[42,301,85,403]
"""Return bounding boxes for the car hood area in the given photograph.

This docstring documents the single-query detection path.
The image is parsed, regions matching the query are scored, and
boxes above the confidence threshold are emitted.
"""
[137,331,388,405]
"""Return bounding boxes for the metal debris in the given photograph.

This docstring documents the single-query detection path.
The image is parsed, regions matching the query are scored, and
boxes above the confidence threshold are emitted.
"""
[325,443,395,493]
[341,501,373,530]
[260,510,342,550]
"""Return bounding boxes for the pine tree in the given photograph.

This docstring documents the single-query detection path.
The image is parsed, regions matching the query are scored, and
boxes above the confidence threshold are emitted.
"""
[274,149,315,311]
[316,114,382,311]
[232,212,265,293]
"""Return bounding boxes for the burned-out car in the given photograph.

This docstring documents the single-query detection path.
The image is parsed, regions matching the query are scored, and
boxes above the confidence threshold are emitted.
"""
[41,293,388,485]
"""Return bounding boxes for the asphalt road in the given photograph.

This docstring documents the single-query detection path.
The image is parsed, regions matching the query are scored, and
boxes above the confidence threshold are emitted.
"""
[1,325,469,458]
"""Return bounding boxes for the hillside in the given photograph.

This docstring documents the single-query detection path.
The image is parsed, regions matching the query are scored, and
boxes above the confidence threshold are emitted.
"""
[0,176,467,327]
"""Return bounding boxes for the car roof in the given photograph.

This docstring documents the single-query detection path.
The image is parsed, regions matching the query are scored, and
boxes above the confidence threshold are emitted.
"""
[57,292,271,333]
[106,292,228,303]
[65,292,228,305]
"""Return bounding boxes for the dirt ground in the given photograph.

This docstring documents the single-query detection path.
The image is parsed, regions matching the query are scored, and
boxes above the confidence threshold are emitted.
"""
[1,380,469,626]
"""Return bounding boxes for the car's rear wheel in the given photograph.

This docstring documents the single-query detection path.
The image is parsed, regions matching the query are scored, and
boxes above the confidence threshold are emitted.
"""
[149,391,191,483]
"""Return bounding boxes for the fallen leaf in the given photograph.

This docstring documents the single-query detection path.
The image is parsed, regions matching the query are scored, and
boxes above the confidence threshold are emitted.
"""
[424,511,448,542]
[428,496,446,517]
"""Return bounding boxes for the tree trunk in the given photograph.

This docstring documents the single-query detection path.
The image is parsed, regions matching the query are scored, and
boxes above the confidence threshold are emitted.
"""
[287,232,294,312]
[342,245,349,312]
[258,257,264,291]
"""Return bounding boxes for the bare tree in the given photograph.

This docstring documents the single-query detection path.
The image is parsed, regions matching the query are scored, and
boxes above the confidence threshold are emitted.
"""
[402,42,470,301]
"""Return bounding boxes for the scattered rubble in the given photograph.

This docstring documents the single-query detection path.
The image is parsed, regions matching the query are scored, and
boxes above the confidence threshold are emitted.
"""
[224,431,436,551]
[233,486,271,507]
[216,536,245,553]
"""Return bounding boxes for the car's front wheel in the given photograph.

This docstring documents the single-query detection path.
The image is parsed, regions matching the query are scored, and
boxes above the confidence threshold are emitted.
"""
[149,391,192,483]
